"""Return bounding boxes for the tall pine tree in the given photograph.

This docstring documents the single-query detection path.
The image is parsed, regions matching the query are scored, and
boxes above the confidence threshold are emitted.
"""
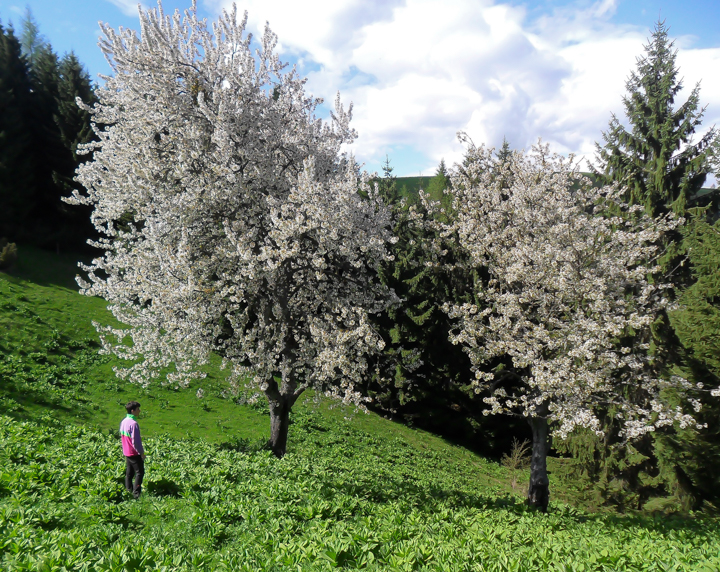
[376,154,398,202]
[25,40,65,249]
[53,52,99,250]
[592,20,715,217]
[366,156,480,447]
[1,7,99,252]
[365,154,529,455]
[426,158,449,204]
[664,212,720,509]
[496,137,512,165]
[19,5,45,68]
[0,22,35,243]
[562,21,720,511]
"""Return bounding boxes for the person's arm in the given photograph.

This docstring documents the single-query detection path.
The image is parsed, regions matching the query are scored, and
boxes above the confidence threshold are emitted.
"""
[133,422,145,457]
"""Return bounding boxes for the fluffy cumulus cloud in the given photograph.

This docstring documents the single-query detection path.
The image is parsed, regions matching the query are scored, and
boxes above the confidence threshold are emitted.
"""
[208,0,720,176]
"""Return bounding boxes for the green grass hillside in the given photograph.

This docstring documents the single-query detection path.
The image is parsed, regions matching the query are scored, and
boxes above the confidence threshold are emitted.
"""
[2,245,720,571]
[4,415,720,572]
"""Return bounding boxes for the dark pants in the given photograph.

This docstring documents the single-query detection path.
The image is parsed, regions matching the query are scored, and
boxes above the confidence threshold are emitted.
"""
[125,455,144,498]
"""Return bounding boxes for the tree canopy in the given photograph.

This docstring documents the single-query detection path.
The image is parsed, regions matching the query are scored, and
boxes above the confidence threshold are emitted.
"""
[67,0,395,457]
[428,138,712,510]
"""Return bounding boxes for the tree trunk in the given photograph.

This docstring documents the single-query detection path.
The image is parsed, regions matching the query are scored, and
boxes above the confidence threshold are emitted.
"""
[527,404,551,512]
[265,328,304,458]
[268,395,292,458]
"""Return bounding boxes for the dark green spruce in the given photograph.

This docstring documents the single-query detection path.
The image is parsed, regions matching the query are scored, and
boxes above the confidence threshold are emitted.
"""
[0,22,35,244]
[425,158,450,206]
[0,8,98,252]
[51,52,99,250]
[366,156,475,444]
[592,20,715,218]
[365,156,527,456]
[560,20,720,511]
[664,212,720,508]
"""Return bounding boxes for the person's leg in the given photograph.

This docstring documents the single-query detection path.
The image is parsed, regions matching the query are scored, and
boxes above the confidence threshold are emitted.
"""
[132,457,145,499]
[125,456,135,493]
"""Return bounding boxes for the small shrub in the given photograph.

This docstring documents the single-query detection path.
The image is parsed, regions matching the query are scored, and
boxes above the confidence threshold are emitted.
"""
[0,238,18,270]
[501,437,531,493]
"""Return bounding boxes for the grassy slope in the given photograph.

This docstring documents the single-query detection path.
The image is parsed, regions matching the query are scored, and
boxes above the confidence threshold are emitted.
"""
[2,245,720,571]
[0,244,507,480]
[3,414,720,571]
[0,245,269,444]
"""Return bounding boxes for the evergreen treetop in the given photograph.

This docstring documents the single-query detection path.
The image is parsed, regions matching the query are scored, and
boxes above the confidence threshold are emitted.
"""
[0,12,98,251]
[19,6,46,68]
[592,20,717,217]
[55,52,97,161]
[577,20,720,511]
[496,137,512,166]
[427,158,450,204]
[377,154,398,204]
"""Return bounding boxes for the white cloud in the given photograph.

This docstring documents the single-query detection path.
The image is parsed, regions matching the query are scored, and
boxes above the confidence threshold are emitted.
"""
[105,0,150,18]
[209,0,720,176]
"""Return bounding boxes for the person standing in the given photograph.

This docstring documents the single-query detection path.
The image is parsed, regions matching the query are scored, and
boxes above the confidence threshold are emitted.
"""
[120,401,145,499]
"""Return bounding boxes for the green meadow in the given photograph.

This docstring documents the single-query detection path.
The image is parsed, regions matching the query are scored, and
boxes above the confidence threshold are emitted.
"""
[1,246,719,571]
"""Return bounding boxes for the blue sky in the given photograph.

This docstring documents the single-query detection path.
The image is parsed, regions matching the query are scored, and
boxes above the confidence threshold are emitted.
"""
[1,0,719,179]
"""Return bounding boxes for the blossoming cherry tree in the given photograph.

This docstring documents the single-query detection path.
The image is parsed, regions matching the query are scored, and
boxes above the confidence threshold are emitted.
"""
[66,1,395,457]
[431,139,714,511]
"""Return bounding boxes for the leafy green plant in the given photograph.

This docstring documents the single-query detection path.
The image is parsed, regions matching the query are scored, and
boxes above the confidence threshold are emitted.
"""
[1,415,719,571]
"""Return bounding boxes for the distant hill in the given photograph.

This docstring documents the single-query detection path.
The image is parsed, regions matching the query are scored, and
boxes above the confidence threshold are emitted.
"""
[395,176,433,198]
[387,175,718,215]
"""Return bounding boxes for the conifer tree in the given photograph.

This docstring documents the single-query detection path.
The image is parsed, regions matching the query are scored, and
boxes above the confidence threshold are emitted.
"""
[365,142,535,454]
[376,154,398,202]
[665,213,720,507]
[674,217,720,379]
[426,158,449,203]
[0,22,35,243]
[52,52,98,250]
[15,7,98,251]
[593,20,715,217]
[26,42,65,248]
[0,11,96,251]
[566,21,720,510]
[496,137,512,166]
[19,6,45,68]
[365,156,522,453]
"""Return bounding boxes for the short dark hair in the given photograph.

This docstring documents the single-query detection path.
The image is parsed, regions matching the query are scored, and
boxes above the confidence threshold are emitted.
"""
[125,401,141,414]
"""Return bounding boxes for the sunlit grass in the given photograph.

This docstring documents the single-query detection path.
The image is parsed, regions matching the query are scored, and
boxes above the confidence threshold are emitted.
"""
[2,244,719,570]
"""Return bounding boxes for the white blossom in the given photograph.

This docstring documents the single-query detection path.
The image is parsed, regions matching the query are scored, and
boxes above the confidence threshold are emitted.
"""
[428,138,711,441]
[66,1,395,416]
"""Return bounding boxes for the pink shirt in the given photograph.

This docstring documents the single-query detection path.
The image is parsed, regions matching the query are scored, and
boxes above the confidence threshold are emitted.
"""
[119,414,144,457]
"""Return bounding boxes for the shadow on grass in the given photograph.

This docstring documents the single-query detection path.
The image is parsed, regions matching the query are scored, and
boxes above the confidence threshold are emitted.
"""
[327,472,719,535]
[5,388,96,425]
[326,471,529,514]
[216,435,271,454]
[146,478,183,498]
[2,244,95,291]
[343,470,719,534]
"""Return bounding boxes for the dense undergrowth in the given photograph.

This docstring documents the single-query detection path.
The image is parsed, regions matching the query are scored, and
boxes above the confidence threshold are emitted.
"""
[3,414,720,571]
[2,246,720,570]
